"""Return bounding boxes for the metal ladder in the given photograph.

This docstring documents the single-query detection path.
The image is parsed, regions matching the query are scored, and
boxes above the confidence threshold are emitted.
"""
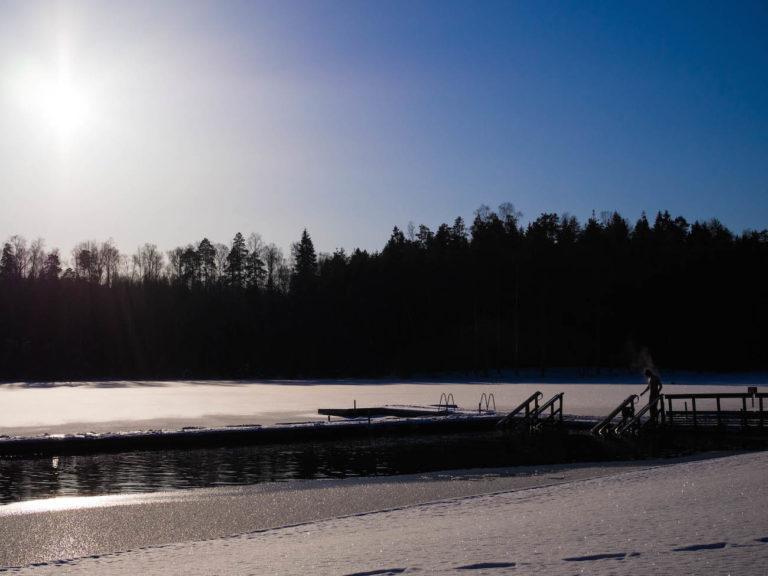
[478,392,497,414]
[437,392,457,413]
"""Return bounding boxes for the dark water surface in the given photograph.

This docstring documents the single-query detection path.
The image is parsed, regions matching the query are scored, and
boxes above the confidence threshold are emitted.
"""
[0,432,529,504]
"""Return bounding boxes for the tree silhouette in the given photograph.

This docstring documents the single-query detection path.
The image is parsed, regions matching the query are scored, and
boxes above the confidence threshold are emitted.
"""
[0,243,18,281]
[0,205,765,380]
[226,232,248,287]
[41,250,62,280]
[290,229,317,294]
[197,238,216,286]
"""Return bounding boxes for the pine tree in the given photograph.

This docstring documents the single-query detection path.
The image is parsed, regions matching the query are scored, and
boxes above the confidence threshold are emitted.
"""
[180,246,200,286]
[0,243,18,279]
[245,251,266,288]
[198,238,216,285]
[226,232,248,287]
[290,229,317,293]
[633,212,651,243]
[41,250,62,280]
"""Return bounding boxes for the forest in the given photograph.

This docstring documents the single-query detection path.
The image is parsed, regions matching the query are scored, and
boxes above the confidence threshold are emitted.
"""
[0,205,766,379]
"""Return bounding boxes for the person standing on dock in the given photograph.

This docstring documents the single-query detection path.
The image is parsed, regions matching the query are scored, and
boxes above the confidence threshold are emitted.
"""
[640,369,663,423]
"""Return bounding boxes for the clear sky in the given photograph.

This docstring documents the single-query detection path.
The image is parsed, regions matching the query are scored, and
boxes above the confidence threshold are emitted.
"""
[1,0,766,255]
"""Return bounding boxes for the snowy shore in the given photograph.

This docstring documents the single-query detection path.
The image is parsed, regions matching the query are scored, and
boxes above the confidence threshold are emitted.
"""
[3,451,767,574]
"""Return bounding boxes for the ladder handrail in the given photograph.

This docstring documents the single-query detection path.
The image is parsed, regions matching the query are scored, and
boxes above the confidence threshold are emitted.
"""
[532,392,564,423]
[438,392,456,413]
[615,395,664,435]
[497,391,542,427]
[479,392,497,413]
[591,395,639,435]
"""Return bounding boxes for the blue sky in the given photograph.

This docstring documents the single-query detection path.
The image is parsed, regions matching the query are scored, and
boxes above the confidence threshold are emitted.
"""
[0,0,766,254]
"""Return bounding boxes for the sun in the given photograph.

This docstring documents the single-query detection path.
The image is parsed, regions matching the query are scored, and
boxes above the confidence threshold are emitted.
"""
[8,55,92,147]
[40,73,90,137]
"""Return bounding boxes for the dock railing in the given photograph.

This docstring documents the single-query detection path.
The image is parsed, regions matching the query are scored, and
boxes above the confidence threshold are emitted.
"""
[591,395,639,436]
[531,392,564,428]
[615,395,665,435]
[664,391,767,429]
[496,391,542,428]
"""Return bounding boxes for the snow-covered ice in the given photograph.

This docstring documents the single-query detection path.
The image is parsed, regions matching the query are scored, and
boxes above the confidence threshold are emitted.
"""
[6,451,768,575]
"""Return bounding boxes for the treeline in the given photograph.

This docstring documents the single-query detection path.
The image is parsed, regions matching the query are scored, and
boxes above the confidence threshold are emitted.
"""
[0,205,766,379]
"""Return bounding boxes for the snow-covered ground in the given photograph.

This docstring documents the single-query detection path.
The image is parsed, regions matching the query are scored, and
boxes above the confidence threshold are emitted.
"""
[4,451,768,575]
[0,460,654,567]
[1,377,765,436]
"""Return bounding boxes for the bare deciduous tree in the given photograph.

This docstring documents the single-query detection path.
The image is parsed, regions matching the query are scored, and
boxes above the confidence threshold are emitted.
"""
[100,239,121,286]
[72,241,103,283]
[263,243,283,292]
[214,243,229,282]
[9,235,29,278]
[132,243,164,283]
[166,247,184,281]
[28,238,46,279]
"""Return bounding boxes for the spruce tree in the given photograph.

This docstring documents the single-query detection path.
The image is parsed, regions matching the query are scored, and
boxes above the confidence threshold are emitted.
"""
[197,238,217,285]
[0,243,17,279]
[41,250,62,280]
[290,229,317,293]
[226,232,248,287]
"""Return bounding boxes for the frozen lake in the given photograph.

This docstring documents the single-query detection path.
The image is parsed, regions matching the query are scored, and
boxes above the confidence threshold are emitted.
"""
[1,376,765,505]
[1,374,766,437]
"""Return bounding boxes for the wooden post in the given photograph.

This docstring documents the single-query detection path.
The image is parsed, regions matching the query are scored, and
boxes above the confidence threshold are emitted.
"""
[692,397,697,427]
[667,397,673,426]
[742,396,748,429]
[716,397,721,427]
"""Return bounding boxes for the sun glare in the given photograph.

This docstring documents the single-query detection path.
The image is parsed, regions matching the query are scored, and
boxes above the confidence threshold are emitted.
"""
[9,54,92,148]
[43,74,89,136]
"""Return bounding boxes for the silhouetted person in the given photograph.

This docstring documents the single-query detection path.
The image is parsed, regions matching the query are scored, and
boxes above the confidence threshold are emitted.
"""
[640,369,663,423]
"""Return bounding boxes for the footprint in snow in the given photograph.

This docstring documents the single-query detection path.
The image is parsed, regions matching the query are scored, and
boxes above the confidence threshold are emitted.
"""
[563,552,639,562]
[673,542,727,552]
[455,562,516,570]
[342,569,407,576]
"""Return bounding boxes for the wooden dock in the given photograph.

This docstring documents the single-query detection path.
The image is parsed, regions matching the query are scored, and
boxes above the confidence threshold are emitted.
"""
[2,387,766,458]
[593,388,767,436]
[318,405,459,419]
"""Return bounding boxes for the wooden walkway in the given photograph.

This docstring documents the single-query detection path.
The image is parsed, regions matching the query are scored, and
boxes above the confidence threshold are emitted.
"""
[593,388,767,436]
[665,391,766,429]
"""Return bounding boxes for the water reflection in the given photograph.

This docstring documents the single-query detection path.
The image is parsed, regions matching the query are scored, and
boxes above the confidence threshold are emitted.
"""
[0,432,518,504]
